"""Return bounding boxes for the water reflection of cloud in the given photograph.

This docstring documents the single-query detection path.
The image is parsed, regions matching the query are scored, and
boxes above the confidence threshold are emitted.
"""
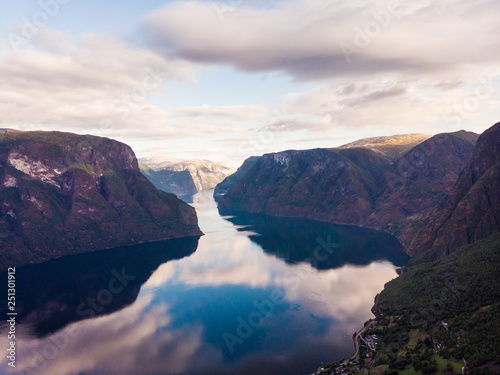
[0,193,403,375]
[144,226,398,323]
[1,252,397,375]
[0,295,222,375]
[144,233,275,290]
[131,223,398,374]
[277,261,397,320]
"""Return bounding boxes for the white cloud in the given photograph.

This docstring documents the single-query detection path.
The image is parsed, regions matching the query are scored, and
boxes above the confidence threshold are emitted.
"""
[142,0,500,81]
[0,296,219,375]
[0,30,199,139]
[1,1,499,164]
[279,70,500,135]
[130,0,500,154]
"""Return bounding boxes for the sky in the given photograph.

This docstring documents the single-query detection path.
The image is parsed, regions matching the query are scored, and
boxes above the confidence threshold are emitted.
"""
[1,0,499,167]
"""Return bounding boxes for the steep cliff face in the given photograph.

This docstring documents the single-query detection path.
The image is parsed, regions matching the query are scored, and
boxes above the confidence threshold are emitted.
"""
[411,123,500,256]
[215,128,497,256]
[219,148,392,225]
[213,156,259,200]
[139,163,198,196]
[0,131,202,270]
[163,159,231,191]
[366,131,478,249]
[139,157,231,196]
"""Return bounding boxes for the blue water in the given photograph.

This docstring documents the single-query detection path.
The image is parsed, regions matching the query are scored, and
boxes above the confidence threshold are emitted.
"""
[0,190,408,375]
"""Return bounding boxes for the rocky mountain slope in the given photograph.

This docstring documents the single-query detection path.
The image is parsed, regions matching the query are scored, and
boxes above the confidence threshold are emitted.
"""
[407,123,500,256]
[214,156,259,200]
[139,162,198,196]
[215,128,496,256]
[0,131,202,270]
[218,148,393,225]
[140,156,231,196]
[366,131,479,251]
[308,125,498,374]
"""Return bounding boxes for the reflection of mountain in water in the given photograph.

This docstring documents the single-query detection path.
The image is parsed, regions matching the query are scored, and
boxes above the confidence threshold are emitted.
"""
[220,209,409,269]
[0,237,199,338]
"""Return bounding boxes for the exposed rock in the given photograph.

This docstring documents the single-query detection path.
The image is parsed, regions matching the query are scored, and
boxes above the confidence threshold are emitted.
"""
[411,123,500,256]
[214,156,259,201]
[215,134,432,215]
[0,131,202,270]
[215,127,498,256]
[366,130,478,250]
[140,157,231,196]
[218,148,392,226]
[139,163,198,196]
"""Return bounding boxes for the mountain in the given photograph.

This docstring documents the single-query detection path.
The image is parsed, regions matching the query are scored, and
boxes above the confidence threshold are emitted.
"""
[337,133,431,161]
[139,162,198,196]
[216,130,484,255]
[218,148,393,225]
[0,131,202,270]
[140,156,231,196]
[366,131,479,252]
[313,124,499,374]
[138,156,183,169]
[215,134,434,208]
[213,155,259,200]
[408,123,500,257]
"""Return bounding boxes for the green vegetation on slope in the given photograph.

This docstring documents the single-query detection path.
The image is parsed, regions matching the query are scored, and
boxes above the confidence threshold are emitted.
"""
[219,148,393,226]
[365,233,500,374]
[0,131,201,270]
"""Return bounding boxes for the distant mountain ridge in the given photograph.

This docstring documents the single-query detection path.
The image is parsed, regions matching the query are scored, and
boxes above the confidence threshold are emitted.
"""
[0,131,202,270]
[138,156,184,170]
[337,133,431,161]
[139,162,198,196]
[140,156,231,196]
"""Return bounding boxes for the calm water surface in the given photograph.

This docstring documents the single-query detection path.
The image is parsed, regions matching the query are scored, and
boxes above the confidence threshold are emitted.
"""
[0,190,409,375]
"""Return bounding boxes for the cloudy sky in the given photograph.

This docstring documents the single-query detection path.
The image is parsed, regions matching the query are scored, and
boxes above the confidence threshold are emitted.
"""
[1,0,499,166]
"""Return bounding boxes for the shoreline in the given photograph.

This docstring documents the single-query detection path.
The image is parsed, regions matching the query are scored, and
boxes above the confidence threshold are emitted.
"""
[312,317,380,375]
[311,282,390,374]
